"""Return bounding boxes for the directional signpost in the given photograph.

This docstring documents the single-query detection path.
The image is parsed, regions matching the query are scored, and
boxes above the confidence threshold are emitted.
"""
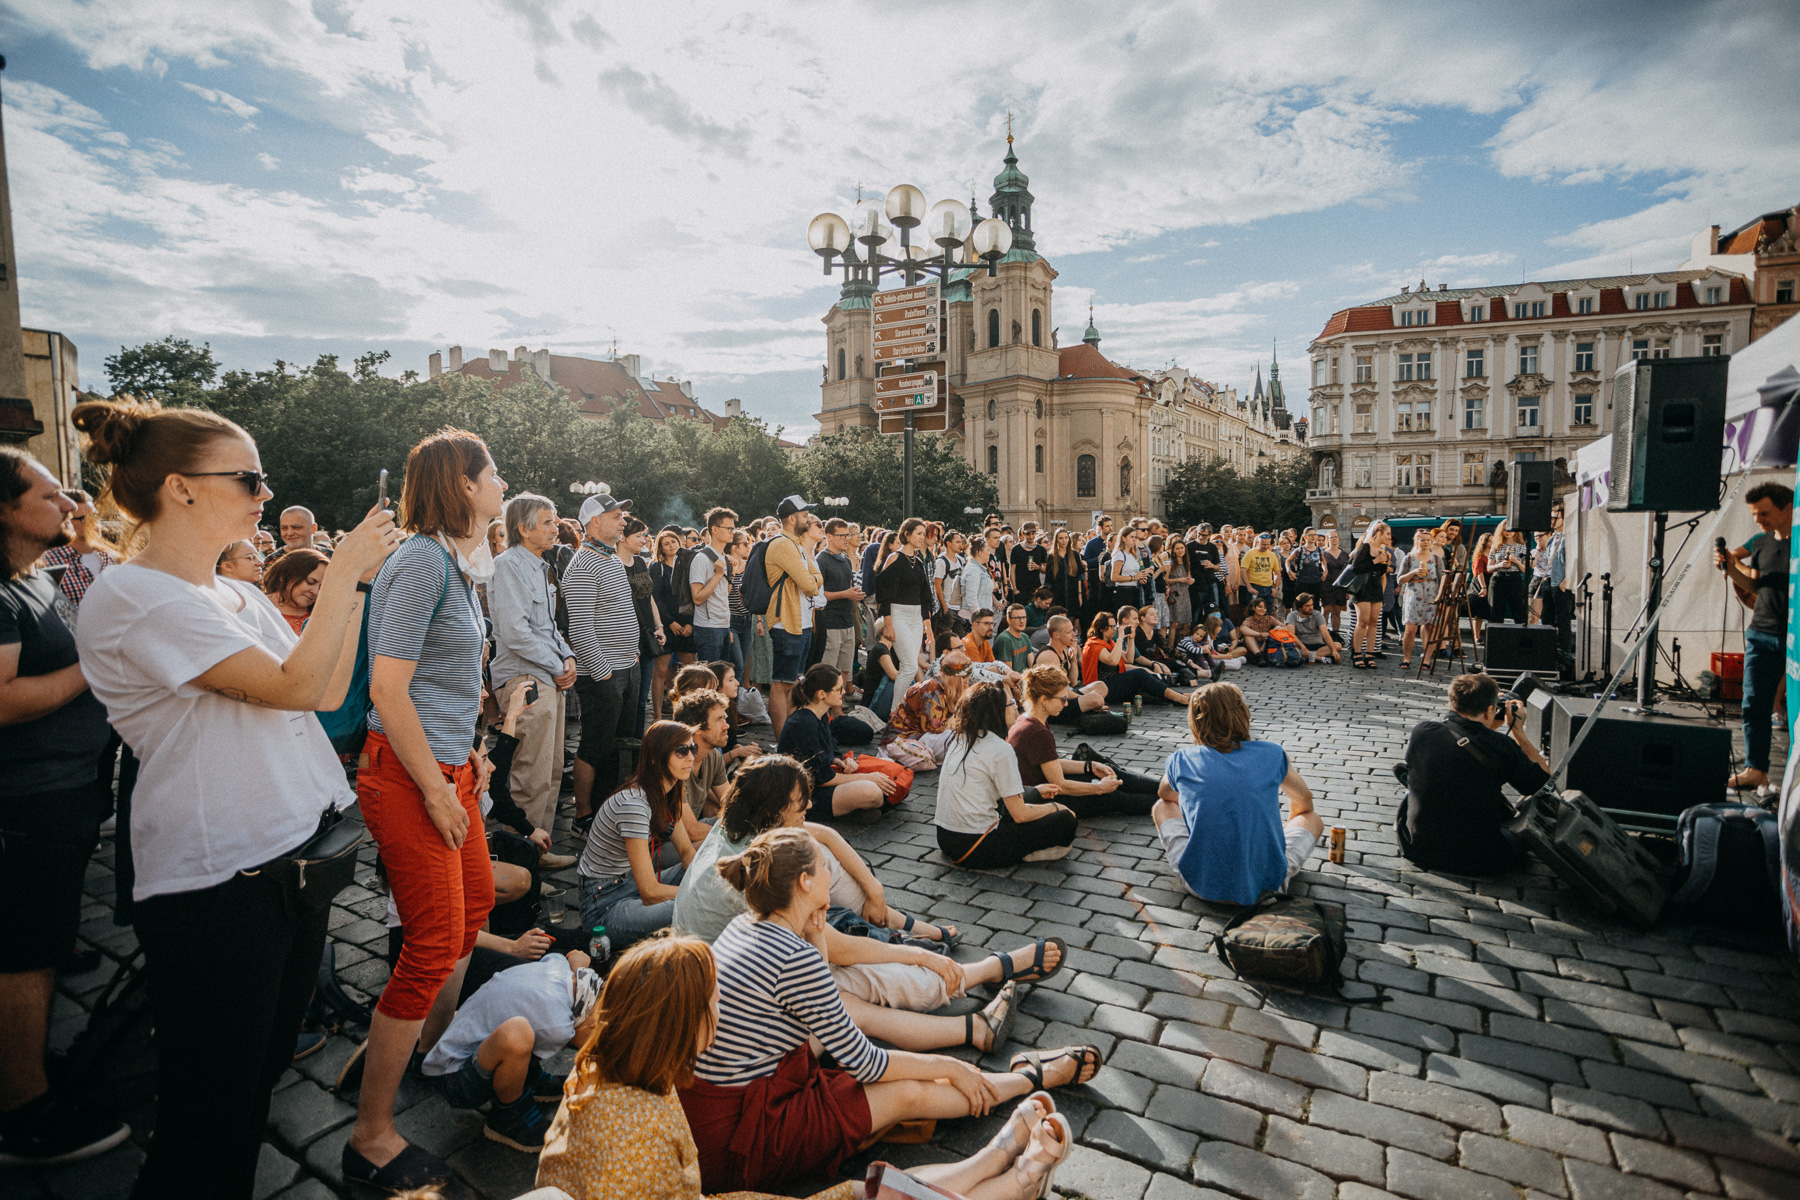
[871,283,951,512]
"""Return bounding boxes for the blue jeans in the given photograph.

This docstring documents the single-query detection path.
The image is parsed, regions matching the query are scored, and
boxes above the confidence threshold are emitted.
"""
[691,625,732,666]
[1742,627,1783,773]
[578,862,686,948]
[729,615,753,680]
[870,676,895,719]
[770,627,811,683]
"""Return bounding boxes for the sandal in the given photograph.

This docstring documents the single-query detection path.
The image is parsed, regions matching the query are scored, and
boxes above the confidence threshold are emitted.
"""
[341,1142,451,1192]
[1012,1112,1074,1199]
[985,1088,1051,1156]
[897,912,959,948]
[1008,1044,1103,1091]
[965,981,1018,1053]
[992,937,1067,986]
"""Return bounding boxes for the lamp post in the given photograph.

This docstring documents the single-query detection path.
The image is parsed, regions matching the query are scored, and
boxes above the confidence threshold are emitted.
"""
[806,186,1015,522]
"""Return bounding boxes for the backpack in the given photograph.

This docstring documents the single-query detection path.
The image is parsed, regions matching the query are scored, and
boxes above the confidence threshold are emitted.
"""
[941,555,964,610]
[1218,893,1349,987]
[1079,710,1130,736]
[1671,802,1782,932]
[671,545,718,623]
[740,539,785,619]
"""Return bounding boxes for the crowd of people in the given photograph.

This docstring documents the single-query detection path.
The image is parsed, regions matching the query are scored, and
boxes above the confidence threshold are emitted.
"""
[0,389,1672,1200]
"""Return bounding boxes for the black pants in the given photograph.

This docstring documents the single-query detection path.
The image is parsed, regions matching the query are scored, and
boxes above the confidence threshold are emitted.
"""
[131,869,329,1200]
[1101,668,1174,706]
[1489,573,1528,625]
[1057,765,1160,819]
[936,797,1077,869]
[575,670,640,785]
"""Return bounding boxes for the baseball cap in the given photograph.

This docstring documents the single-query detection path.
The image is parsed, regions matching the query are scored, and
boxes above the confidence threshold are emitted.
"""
[577,493,633,524]
[775,495,815,520]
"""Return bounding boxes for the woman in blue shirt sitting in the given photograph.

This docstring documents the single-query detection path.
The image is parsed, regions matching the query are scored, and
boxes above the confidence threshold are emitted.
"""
[1151,683,1323,905]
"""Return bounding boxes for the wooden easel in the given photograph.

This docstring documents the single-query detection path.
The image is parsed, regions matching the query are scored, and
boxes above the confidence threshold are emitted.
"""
[1414,570,1472,678]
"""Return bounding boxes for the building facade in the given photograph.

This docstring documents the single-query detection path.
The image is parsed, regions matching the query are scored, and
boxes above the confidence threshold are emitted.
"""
[1683,205,1799,343]
[1304,269,1753,535]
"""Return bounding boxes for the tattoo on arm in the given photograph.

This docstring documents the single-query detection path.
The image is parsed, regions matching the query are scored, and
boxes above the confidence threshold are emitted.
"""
[205,685,276,707]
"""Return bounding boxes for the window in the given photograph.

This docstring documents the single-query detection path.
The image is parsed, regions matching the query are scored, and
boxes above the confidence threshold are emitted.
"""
[1352,454,1373,488]
[1514,301,1546,319]
[1398,353,1415,382]
[1395,452,1432,490]
[1331,358,1340,384]
[1119,459,1132,497]
[1705,286,1722,305]
[1462,450,1485,487]
[1573,393,1594,425]
[1416,352,1432,381]
[1400,309,1430,327]
[1515,451,1538,462]
[1653,339,1671,359]
[987,308,1000,348]
[1702,333,1724,357]
[1313,358,1326,386]
[1632,338,1650,360]
[1396,401,1431,432]
[1076,455,1095,497]
[1635,291,1671,311]
[1464,395,1485,429]
[1354,355,1373,383]
[1468,304,1485,322]
[1031,309,1042,347]
[987,397,997,421]
[1465,348,1485,378]
[1035,397,1043,418]
[1353,401,1373,433]
[987,445,999,475]
[1320,460,1336,489]
[1574,342,1595,372]
[1577,296,1594,315]
[1777,281,1795,304]
[836,348,845,380]
[1035,444,1044,473]
[1519,345,1539,375]
[1518,396,1540,429]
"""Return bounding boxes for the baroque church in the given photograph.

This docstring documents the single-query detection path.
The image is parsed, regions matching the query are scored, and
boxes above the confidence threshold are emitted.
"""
[815,136,1162,529]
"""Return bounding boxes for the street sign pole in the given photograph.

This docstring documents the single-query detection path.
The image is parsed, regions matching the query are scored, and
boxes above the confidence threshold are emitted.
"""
[904,413,914,519]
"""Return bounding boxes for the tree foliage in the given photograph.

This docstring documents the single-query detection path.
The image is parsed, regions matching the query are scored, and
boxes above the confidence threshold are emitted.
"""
[103,336,219,404]
[1163,453,1312,532]
[797,430,998,528]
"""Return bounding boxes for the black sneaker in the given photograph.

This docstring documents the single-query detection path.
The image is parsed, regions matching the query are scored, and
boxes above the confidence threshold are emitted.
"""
[0,1093,131,1167]
[526,1062,568,1103]
[483,1091,550,1151]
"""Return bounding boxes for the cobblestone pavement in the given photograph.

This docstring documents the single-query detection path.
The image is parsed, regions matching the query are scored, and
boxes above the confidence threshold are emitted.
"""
[12,655,1800,1200]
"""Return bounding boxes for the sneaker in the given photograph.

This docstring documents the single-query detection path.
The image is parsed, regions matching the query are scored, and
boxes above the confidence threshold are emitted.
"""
[526,1062,569,1102]
[0,1093,131,1167]
[294,1030,328,1062]
[483,1091,551,1152]
[537,851,577,871]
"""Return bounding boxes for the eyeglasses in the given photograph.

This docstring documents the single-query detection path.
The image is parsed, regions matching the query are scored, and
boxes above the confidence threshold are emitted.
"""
[186,470,272,496]
[672,743,700,758]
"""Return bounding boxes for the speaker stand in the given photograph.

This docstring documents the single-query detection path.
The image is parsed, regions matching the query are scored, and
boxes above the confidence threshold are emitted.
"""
[1627,511,1668,713]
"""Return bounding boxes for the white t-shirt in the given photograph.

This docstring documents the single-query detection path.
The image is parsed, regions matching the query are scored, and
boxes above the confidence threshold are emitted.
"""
[1111,550,1142,584]
[76,565,354,900]
[934,730,1024,836]
[688,547,730,629]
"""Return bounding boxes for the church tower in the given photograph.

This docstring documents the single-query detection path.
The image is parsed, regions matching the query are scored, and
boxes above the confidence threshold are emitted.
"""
[818,239,876,435]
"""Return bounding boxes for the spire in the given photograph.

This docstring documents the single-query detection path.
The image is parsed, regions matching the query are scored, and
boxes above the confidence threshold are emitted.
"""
[1267,340,1284,409]
[989,126,1036,255]
[1252,362,1264,401]
[1083,305,1100,346]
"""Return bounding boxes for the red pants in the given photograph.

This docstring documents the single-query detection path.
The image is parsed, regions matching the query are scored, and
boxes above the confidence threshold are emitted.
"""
[357,731,493,1021]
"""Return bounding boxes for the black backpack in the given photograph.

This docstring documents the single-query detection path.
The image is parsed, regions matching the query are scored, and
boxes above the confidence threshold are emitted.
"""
[670,545,719,623]
[740,539,784,619]
[1672,802,1782,932]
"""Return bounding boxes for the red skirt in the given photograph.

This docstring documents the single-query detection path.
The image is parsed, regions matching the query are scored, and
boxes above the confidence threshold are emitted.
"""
[678,1043,873,1193]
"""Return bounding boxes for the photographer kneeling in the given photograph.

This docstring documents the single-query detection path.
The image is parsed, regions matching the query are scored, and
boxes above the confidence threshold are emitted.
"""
[1398,673,1550,876]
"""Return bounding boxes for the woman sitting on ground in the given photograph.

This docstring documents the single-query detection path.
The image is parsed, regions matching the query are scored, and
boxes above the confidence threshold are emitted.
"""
[538,934,1074,1200]
[577,720,698,948]
[1236,596,1280,658]
[1079,612,1191,708]
[1009,666,1161,818]
[261,546,329,636]
[703,659,760,762]
[776,665,895,819]
[936,682,1079,867]
[673,756,1065,1055]
[678,828,1099,1193]
[1151,683,1324,906]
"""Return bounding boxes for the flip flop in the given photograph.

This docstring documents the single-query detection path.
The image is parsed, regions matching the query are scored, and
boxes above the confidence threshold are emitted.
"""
[992,936,1067,986]
[1008,1044,1103,1092]
[341,1142,450,1192]
[964,981,1019,1052]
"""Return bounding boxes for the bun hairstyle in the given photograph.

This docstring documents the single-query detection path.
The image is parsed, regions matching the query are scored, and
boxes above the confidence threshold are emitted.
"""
[795,664,840,707]
[71,396,249,534]
[716,827,818,917]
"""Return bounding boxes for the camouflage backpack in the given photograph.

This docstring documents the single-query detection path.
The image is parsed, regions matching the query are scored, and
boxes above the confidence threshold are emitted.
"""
[1217,892,1348,987]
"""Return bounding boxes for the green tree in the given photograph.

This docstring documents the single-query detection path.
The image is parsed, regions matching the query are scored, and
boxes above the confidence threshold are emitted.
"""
[1162,456,1249,529]
[797,430,997,528]
[104,336,219,403]
[1246,455,1313,532]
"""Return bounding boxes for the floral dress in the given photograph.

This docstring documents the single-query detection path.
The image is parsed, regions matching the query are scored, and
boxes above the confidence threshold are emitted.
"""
[1401,551,1441,627]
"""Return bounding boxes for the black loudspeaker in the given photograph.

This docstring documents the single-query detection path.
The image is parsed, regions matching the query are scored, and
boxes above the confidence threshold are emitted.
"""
[1508,460,1555,533]
[1485,624,1558,674]
[1548,697,1730,831]
[1607,355,1729,513]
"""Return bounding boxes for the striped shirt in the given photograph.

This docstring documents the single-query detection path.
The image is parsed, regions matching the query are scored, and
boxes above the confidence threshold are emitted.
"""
[366,535,483,764]
[562,540,639,680]
[691,914,888,1086]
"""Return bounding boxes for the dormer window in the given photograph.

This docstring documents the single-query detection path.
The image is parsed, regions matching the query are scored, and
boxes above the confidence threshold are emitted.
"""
[1634,291,1671,310]
[1704,286,1722,305]
[1399,309,1431,327]
[1513,300,1547,319]
[1468,304,1485,322]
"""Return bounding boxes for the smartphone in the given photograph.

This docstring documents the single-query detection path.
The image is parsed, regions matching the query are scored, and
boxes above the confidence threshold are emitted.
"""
[377,468,389,510]
[523,682,539,706]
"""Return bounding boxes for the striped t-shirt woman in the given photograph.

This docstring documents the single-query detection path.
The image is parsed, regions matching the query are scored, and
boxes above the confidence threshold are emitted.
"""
[365,534,483,762]
[691,913,888,1086]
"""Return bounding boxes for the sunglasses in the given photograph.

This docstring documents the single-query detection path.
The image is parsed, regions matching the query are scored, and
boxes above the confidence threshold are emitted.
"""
[187,470,272,496]
[672,743,700,759]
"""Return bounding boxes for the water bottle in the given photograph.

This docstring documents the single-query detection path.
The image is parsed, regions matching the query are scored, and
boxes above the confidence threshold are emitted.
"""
[588,925,611,966]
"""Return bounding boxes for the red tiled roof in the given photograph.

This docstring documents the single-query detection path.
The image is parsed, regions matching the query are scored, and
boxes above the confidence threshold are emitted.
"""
[1057,342,1144,382]
[1316,274,1751,341]
[1721,217,1785,256]
[453,354,722,425]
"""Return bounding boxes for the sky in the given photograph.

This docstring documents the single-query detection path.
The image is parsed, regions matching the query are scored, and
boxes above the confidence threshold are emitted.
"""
[3,0,1797,439]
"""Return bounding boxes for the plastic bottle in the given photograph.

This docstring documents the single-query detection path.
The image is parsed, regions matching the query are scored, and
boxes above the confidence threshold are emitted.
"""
[589,925,611,966]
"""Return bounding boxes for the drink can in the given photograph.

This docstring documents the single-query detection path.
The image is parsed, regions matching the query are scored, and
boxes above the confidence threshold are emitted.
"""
[1328,827,1347,864]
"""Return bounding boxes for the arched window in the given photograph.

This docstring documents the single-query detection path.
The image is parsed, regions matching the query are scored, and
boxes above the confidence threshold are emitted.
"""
[987,308,1000,348]
[1032,309,1042,346]
[1035,444,1044,473]
[836,348,845,380]
[1119,458,1133,497]
[987,445,999,475]
[1035,397,1043,419]
[1076,455,1096,497]
[987,398,997,422]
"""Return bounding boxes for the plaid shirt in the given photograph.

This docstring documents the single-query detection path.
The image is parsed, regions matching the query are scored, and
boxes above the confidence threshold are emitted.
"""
[40,544,108,605]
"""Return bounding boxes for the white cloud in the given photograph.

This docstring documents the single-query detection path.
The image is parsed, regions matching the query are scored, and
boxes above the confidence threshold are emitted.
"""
[256,151,279,170]
[178,81,259,122]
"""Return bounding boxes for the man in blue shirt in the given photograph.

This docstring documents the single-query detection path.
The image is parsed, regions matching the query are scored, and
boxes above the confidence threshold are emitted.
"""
[1081,516,1113,627]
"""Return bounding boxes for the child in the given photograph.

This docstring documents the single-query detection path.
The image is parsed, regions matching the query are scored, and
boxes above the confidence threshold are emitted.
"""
[420,950,601,1152]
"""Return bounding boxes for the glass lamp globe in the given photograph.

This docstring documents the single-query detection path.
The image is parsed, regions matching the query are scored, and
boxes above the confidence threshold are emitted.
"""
[807,212,851,259]
[883,184,926,229]
[851,199,890,246]
[925,198,972,248]
[971,217,1013,260]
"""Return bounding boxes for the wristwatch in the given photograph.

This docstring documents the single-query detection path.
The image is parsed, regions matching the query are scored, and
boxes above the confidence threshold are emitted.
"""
[355,581,373,594]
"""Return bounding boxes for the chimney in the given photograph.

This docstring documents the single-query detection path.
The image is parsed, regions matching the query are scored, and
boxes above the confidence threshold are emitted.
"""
[514,345,528,368]
[448,345,463,372]
[726,398,741,417]
[679,380,693,399]
[489,348,506,372]
[1438,283,1447,292]
[620,353,641,379]
[428,351,442,379]
[531,348,551,380]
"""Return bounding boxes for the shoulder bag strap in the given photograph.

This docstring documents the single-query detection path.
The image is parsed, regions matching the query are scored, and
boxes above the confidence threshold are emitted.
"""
[1671,812,1723,905]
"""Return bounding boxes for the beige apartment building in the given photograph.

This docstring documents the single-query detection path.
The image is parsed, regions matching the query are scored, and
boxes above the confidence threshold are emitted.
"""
[1684,203,1799,343]
[1303,268,1754,535]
